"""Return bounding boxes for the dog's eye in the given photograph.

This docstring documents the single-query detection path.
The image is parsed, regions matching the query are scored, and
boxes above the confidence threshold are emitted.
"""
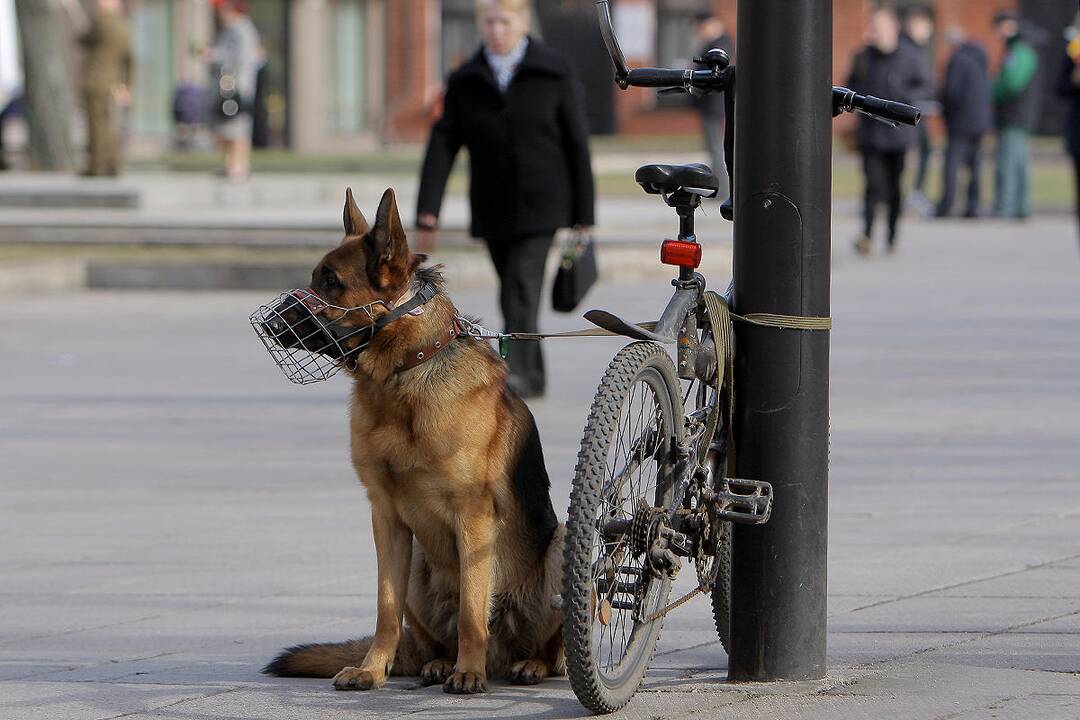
[322,270,340,289]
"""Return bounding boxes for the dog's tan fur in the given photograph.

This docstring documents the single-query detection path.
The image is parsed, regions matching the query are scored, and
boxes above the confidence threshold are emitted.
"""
[264,189,564,694]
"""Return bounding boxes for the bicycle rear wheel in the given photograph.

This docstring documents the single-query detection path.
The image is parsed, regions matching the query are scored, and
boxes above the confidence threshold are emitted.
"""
[685,373,734,655]
[563,342,685,714]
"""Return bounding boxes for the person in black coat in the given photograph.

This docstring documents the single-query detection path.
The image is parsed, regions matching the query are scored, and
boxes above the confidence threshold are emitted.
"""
[901,5,936,211]
[847,6,930,255]
[936,27,993,218]
[1060,13,1080,240]
[416,0,595,398]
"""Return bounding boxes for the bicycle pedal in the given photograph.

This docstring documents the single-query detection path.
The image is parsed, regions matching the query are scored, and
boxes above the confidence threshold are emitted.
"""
[715,477,773,524]
[596,579,639,596]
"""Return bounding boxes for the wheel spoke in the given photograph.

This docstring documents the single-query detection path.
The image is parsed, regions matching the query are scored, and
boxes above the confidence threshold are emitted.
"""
[587,373,671,677]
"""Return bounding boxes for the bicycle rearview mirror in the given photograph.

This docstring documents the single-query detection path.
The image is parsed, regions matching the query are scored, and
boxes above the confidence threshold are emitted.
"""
[596,1,629,86]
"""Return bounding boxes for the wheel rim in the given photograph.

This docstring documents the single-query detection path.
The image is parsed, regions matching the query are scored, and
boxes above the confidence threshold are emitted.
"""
[586,366,677,687]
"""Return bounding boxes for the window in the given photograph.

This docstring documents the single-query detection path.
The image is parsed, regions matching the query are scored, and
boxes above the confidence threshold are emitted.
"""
[248,0,290,147]
[657,0,709,69]
[656,0,710,107]
[324,0,367,134]
[442,0,479,76]
[130,0,173,138]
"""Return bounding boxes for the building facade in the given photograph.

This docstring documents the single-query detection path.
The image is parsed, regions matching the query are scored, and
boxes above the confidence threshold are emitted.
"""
[123,0,392,152]
[116,0,1073,150]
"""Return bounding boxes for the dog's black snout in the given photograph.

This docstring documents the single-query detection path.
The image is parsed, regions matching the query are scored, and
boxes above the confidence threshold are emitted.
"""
[262,295,333,354]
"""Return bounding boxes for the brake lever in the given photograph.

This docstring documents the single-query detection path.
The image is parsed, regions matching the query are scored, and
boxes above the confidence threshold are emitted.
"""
[658,87,688,97]
[855,109,900,128]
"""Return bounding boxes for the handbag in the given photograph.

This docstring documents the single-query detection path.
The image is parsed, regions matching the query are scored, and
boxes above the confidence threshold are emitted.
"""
[552,230,599,313]
[214,71,248,120]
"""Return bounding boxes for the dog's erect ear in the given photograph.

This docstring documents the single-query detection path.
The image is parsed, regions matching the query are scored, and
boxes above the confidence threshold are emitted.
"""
[369,187,409,262]
[343,188,370,238]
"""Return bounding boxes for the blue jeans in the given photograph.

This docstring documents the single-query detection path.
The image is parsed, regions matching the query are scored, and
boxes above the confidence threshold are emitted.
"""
[993,127,1031,219]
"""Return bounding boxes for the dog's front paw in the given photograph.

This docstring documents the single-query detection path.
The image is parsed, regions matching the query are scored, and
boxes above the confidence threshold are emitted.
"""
[510,659,549,686]
[443,670,487,694]
[333,666,383,691]
[420,658,455,686]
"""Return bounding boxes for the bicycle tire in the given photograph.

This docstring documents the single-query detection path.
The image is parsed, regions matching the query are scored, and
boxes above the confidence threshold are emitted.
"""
[696,376,732,655]
[685,323,734,655]
[710,521,732,652]
[563,341,685,714]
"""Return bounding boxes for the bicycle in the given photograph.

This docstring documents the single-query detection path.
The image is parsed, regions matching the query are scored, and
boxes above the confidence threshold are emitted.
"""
[560,3,922,713]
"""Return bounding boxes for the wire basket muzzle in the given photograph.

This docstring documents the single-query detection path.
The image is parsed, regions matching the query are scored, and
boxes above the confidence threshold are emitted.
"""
[249,289,377,385]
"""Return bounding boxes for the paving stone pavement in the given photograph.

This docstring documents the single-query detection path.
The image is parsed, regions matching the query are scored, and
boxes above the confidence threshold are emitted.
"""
[1,215,1078,719]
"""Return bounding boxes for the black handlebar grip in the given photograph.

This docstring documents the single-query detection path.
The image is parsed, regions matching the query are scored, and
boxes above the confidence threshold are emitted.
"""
[858,94,922,126]
[626,67,691,88]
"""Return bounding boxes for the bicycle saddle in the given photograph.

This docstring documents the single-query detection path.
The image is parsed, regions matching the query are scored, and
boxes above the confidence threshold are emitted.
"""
[636,163,719,198]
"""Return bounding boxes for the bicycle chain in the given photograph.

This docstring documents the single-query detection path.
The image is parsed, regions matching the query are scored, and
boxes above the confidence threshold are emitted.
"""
[641,584,709,624]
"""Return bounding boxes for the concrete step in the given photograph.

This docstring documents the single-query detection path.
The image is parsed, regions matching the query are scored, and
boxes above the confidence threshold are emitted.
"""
[0,244,734,293]
[0,184,140,209]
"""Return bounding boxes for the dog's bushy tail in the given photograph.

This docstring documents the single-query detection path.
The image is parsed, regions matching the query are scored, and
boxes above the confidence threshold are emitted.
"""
[263,631,424,678]
[263,638,374,678]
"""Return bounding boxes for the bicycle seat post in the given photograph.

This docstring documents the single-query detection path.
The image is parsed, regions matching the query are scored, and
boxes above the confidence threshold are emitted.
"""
[668,191,702,284]
[675,198,698,243]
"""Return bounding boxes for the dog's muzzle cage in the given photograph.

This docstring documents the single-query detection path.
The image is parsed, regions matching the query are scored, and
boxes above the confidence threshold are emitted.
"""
[250,289,386,385]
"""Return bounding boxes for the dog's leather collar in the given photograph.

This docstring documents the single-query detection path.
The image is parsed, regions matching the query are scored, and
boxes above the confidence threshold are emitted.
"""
[397,319,463,372]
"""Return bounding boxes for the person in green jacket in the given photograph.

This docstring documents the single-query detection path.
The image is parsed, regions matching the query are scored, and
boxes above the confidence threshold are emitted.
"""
[79,0,133,177]
[992,11,1041,219]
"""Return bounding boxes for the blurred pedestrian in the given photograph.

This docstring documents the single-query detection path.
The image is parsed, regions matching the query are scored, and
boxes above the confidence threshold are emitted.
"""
[207,0,260,180]
[1058,13,1080,240]
[251,60,270,149]
[0,92,20,171]
[901,5,937,214]
[992,11,1041,220]
[78,0,132,177]
[847,7,929,255]
[692,11,732,200]
[416,0,595,399]
[0,0,20,170]
[172,83,206,151]
[936,26,992,218]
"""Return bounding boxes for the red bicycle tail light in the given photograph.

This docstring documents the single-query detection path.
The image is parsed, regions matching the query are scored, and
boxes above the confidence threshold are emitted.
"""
[660,239,702,269]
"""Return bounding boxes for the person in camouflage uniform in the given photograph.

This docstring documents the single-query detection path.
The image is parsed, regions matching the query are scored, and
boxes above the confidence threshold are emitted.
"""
[79,0,132,177]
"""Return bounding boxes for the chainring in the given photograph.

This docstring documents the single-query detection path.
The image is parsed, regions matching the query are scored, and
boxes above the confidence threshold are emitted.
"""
[690,466,724,589]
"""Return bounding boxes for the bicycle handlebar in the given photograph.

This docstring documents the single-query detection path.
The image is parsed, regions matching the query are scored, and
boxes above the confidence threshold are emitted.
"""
[832,87,921,127]
[626,68,693,88]
[625,67,730,92]
[597,1,921,129]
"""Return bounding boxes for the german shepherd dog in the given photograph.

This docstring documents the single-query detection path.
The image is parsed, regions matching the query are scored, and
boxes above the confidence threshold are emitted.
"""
[263,188,564,694]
